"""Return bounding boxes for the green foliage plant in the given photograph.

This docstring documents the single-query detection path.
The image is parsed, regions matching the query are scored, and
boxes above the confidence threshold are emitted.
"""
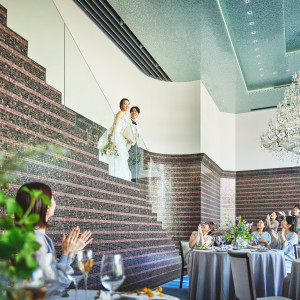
[224,216,253,243]
[0,144,64,298]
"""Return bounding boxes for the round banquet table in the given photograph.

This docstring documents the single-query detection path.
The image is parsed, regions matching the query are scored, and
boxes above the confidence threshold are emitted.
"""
[186,248,287,300]
[288,259,300,300]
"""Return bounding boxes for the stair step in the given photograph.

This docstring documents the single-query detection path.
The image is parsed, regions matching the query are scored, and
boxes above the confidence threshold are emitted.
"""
[15,162,151,208]
[0,5,7,26]
[0,107,94,153]
[0,41,46,80]
[0,75,76,123]
[0,91,87,141]
[0,23,28,56]
[0,58,61,103]
[1,121,104,169]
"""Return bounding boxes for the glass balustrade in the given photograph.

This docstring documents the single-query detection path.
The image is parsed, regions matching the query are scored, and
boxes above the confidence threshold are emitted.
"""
[0,0,170,227]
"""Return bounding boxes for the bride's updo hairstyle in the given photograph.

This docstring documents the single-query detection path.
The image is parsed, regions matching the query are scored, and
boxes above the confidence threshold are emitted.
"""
[120,98,129,110]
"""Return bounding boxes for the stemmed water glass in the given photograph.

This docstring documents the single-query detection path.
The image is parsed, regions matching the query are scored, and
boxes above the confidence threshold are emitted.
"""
[215,236,222,247]
[65,254,85,300]
[100,254,125,299]
[77,250,94,300]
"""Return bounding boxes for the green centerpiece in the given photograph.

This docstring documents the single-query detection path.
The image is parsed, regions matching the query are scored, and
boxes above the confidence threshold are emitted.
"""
[224,216,253,249]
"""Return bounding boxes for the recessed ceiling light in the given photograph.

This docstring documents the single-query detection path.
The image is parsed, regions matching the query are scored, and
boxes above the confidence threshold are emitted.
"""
[259,68,264,71]
[247,11,253,15]
[244,0,250,3]
[260,74,264,77]
[256,54,261,58]
[255,48,260,51]
[258,61,262,65]
[273,71,278,75]
[251,31,256,35]
[253,39,258,43]
[249,21,255,26]
[286,69,290,72]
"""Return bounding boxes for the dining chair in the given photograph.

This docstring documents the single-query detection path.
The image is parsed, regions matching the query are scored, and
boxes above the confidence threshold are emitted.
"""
[178,241,189,288]
[294,244,300,259]
[228,251,291,300]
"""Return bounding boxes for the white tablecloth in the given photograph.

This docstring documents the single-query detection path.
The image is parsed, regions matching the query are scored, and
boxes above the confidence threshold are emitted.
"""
[186,249,287,300]
[288,259,300,300]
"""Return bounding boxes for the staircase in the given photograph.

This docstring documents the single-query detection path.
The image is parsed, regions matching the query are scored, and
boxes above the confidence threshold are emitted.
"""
[0,4,181,290]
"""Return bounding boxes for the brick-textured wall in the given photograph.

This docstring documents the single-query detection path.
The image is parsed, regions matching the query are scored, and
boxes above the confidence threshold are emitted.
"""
[140,152,236,242]
[236,167,300,224]
[0,4,181,290]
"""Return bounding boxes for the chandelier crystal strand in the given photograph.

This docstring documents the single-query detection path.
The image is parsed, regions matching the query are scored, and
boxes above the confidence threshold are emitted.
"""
[261,71,300,160]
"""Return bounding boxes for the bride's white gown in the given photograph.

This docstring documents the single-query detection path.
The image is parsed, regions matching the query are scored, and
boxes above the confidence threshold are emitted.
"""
[97,118,131,181]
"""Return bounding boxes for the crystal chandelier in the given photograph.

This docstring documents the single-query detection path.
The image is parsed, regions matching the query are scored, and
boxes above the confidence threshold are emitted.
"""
[261,71,300,155]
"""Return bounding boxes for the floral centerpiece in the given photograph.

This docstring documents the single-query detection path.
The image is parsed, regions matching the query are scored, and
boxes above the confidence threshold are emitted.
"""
[100,141,119,157]
[224,217,253,248]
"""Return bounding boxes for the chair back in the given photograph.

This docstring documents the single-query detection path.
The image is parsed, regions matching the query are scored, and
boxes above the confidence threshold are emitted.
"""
[179,241,190,265]
[228,251,257,300]
[294,244,300,259]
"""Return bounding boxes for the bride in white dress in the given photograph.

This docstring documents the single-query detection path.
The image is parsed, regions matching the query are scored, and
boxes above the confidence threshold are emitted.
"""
[97,98,132,181]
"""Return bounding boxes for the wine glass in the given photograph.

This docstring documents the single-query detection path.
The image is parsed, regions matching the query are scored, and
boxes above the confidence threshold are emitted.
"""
[100,254,125,299]
[64,254,84,300]
[215,236,222,247]
[77,250,94,300]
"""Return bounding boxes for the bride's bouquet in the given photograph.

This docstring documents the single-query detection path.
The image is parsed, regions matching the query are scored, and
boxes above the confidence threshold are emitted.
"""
[100,141,119,157]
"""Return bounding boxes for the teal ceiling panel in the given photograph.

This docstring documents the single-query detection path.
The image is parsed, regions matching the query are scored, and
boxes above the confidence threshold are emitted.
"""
[108,0,201,82]
[105,0,300,113]
[285,0,300,53]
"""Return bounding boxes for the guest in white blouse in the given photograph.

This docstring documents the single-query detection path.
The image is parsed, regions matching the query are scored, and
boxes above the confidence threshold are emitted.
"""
[270,216,298,273]
[251,219,271,247]
[189,221,215,248]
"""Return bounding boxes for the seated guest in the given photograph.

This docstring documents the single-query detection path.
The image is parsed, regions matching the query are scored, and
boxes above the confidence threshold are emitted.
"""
[266,212,279,233]
[189,221,215,248]
[278,205,300,230]
[251,219,271,247]
[270,216,298,273]
[15,182,93,288]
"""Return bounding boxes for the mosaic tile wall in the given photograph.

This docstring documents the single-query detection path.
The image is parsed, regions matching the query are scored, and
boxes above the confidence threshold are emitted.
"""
[139,152,236,242]
[236,167,300,224]
[0,4,181,290]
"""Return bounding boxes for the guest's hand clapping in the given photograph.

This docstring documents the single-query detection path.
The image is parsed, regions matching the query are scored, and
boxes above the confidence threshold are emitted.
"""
[62,227,93,257]
[198,224,202,236]
[266,214,270,221]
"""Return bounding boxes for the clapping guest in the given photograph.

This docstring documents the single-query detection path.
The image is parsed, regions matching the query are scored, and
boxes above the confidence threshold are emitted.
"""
[189,221,215,248]
[15,182,93,288]
[266,212,279,233]
[251,219,271,247]
[270,216,298,273]
[278,205,300,230]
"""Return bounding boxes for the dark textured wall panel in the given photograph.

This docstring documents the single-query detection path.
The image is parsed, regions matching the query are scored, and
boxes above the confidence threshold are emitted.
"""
[0,4,180,290]
[236,167,300,224]
[141,152,236,242]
